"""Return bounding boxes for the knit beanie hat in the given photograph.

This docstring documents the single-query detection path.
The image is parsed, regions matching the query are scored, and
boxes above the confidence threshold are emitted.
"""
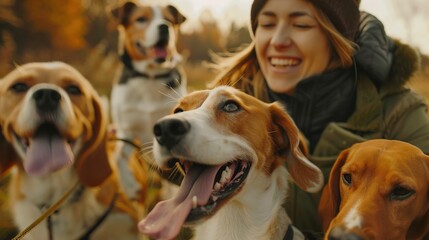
[251,0,360,40]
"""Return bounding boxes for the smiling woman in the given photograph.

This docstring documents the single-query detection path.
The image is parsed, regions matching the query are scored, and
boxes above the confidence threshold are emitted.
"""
[210,0,429,235]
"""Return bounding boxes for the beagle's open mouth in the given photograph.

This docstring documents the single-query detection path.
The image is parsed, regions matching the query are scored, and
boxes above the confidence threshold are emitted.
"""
[139,158,251,236]
[13,123,78,176]
[179,159,251,222]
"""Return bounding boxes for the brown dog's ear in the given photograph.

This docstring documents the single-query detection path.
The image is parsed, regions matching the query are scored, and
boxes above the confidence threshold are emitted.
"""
[0,129,18,175]
[167,5,186,25]
[270,103,323,193]
[76,96,112,187]
[318,148,350,231]
[110,1,137,26]
[407,155,429,239]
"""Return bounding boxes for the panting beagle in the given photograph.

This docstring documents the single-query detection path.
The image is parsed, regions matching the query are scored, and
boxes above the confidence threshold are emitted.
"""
[109,1,187,201]
[0,62,138,240]
[138,86,324,240]
[319,139,429,240]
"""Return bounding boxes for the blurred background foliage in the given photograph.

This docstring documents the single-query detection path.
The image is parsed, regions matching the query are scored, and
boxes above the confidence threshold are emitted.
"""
[0,0,428,239]
[0,0,252,95]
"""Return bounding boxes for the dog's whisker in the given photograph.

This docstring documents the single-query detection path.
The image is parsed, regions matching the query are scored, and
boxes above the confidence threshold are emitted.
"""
[165,81,184,99]
[158,89,180,102]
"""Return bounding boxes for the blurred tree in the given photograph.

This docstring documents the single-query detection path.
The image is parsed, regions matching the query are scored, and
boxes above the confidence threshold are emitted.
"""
[0,0,20,46]
[178,10,224,63]
[82,0,118,52]
[224,22,251,52]
[20,0,87,50]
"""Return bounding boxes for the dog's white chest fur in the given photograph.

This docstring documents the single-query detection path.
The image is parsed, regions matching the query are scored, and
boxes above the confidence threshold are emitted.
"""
[12,169,136,240]
[111,77,184,142]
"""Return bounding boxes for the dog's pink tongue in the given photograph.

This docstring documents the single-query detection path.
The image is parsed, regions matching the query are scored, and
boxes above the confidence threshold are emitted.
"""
[154,47,168,59]
[25,134,74,176]
[138,164,221,240]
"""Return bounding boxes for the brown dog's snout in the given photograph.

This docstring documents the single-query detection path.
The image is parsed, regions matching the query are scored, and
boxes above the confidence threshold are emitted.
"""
[33,88,61,113]
[328,227,364,240]
[154,117,190,149]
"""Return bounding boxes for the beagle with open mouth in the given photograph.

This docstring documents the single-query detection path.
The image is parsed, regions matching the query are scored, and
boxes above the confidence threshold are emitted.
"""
[109,1,187,200]
[138,86,324,240]
[0,62,138,240]
[319,139,429,240]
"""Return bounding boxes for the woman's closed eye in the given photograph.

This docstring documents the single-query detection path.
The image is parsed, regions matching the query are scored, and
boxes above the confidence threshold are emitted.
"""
[259,22,276,28]
[293,23,314,29]
[258,17,277,29]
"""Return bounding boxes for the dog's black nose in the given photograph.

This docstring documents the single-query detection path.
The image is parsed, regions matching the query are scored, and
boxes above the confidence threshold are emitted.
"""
[153,118,190,149]
[156,24,169,47]
[33,89,61,113]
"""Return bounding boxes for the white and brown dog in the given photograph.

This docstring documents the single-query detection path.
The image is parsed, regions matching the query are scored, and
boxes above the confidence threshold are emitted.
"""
[138,86,324,240]
[110,1,187,200]
[0,62,138,240]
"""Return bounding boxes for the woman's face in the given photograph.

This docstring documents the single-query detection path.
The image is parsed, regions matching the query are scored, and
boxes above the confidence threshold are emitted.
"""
[255,0,331,94]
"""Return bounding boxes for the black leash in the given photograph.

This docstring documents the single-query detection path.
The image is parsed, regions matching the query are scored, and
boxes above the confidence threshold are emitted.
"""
[111,137,142,150]
[283,224,294,240]
[78,193,119,240]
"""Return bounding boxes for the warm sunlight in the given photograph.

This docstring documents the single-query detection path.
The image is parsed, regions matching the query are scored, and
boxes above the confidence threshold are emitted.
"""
[153,0,429,55]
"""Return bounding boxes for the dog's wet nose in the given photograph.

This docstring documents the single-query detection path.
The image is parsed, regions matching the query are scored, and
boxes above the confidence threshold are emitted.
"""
[156,24,169,47]
[153,117,190,149]
[33,89,61,113]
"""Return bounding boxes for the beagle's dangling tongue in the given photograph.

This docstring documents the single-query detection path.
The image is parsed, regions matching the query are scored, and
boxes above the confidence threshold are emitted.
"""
[25,129,74,176]
[138,163,222,239]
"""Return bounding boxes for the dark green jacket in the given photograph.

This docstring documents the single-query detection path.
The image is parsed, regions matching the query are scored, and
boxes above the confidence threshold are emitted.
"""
[285,12,429,235]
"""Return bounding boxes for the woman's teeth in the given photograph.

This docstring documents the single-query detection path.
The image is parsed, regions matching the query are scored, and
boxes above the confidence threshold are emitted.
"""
[270,57,299,67]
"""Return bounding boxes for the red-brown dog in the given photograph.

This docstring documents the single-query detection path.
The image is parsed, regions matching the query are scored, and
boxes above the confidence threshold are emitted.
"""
[319,139,429,240]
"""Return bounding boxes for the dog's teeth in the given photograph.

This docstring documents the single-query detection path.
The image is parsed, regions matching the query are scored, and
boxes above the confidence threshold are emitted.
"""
[214,182,221,191]
[220,167,232,183]
[192,196,198,209]
[212,196,218,202]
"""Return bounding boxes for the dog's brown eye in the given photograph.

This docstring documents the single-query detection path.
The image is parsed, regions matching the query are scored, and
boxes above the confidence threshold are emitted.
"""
[173,108,183,114]
[389,186,415,201]
[66,85,82,95]
[342,173,352,186]
[10,82,29,93]
[222,100,240,113]
[136,17,147,23]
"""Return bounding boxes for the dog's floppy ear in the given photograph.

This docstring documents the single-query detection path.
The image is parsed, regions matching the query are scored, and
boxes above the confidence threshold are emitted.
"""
[75,95,112,187]
[0,128,18,175]
[408,154,429,239]
[110,1,137,26]
[270,103,323,193]
[318,148,350,231]
[167,5,186,25]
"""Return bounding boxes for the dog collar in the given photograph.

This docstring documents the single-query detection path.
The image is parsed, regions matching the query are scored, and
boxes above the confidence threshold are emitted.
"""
[119,65,182,89]
[119,51,182,88]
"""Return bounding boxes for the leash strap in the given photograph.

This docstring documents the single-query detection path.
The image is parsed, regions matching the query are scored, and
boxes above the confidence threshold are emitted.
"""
[12,181,80,240]
[78,192,119,240]
[283,224,294,240]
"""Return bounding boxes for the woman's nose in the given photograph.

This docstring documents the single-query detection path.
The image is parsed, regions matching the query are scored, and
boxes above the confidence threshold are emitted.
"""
[271,24,292,49]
